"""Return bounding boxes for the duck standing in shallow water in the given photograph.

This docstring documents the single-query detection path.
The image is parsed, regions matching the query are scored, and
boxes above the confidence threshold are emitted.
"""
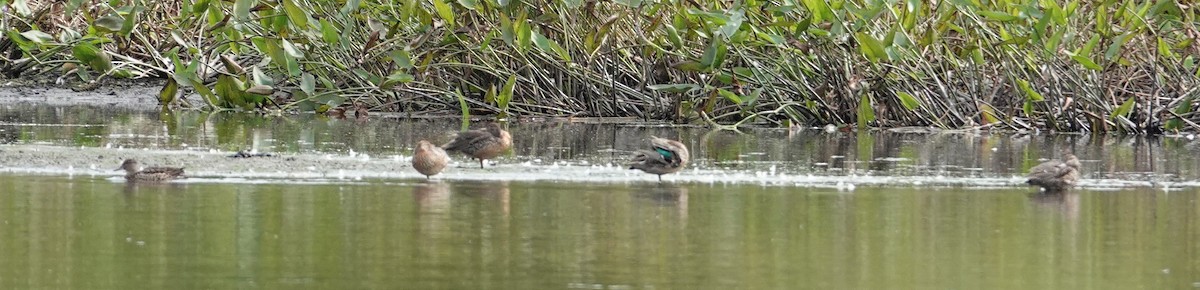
[1026,153,1081,192]
[412,140,450,178]
[115,159,186,182]
[629,136,690,182]
[443,123,512,168]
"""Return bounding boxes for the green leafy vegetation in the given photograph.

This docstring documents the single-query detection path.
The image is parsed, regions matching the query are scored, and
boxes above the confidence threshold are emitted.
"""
[1,0,1198,133]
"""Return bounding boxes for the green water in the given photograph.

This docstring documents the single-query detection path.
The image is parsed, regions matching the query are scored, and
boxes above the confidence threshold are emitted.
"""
[1,175,1197,289]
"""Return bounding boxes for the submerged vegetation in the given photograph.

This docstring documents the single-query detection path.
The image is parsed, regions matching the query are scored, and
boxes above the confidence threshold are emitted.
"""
[1,0,1198,132]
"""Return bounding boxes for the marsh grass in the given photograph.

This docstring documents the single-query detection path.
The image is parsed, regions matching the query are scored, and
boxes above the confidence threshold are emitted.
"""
[1,0,1198,133]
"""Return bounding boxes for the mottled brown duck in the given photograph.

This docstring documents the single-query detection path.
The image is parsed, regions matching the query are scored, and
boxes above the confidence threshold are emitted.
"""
[1026,154,1081,192]
[115,159,186,182]
[443,123,512,168]
[413,140,450,178]
[628,136,690,182]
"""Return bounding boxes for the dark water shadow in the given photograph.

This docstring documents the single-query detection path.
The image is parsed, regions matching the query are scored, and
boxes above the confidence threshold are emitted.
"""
[1027,191,1081,221]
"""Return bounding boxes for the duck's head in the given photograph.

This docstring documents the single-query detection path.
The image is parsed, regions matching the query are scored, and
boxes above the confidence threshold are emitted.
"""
[484,123,506,137]
[115,159,139,173]
[1063,154,1081,169]
[416,140,436,152]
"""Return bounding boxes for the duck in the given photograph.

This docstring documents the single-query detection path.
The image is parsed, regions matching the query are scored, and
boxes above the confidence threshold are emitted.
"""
[1026,153,1081,192]
[628,136,690,182]
[115,159,186,182]
[412,140,450,178]
[443,123,512,168]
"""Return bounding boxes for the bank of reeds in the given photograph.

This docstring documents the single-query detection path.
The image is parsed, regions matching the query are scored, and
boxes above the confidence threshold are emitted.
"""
[2,0,1198,133]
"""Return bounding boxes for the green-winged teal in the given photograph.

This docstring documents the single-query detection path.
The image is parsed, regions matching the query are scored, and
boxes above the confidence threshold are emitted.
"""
[628,136,690,181]
[413,140,450,178]
[115,159,186,182]
[1026,154,1081,192]
[443,123,512,168]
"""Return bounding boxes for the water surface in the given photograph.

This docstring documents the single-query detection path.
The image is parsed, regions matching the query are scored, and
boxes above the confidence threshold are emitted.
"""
[1,175,1197,289]
[2,103,1200,289]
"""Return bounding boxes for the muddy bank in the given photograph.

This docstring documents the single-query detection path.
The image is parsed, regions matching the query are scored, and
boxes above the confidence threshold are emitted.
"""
[0,78,165,110]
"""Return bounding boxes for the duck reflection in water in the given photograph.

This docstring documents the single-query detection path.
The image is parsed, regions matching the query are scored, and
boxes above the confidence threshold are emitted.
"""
[449,180,511,217]
[1027,191,1080,222]
[633,183,689,224]
[412,181,451,214]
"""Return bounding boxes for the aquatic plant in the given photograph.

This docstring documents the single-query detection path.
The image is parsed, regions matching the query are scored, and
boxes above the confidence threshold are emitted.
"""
[1,0,1197,133]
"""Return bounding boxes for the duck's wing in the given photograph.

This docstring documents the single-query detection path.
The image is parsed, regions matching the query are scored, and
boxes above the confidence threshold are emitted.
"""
[1026,160,1070,179]
[443,129,493,152]
[142,166,185,177]
[649,137,688,166]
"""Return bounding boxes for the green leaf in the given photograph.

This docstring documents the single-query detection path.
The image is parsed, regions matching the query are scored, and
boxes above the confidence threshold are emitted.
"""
[94,13,125,33]
[499,14,515,46]
[19,30,55,44]
[190,79,220,108]
[855,32,886,63]
[515,13,531,53]
[531,31,571,61]
[282,0,309,28]
[193,0,212,15]
[458,0,479,10]
[1023,100,1035,116]
[320,19,339,44]
[159,78,179,105]
[1069,53,1102,70]
[455,90,471,119]
[671,61,706,72]
[614,0,641,8]
[281,39,304,58]
[1157,37,1175,59]
[340,0,362,14]
[380,72,414,89]
[1110,96,1135,120]
[896,91,920,110]
[978,10,1018,21]
[215,75,248,109]
[1078,34,1100,57]
[498,75,517,113]
[662,24,681,49]
[72,42,113,73]
[647,84,700,93]
[700,36,727,69]
[1016,79,1044,101]
[717,89,742,104]
[562,0,582,8]
[252,66,273,86]
[301,73,316,94]
[718,10,744,39]
[1165,96,1194,130]
[432,0,456,27]
[118,4,141,37]
[11,0,32,16]
[1105,33,1133,60]
[799,0,832,22]
[234,0,256,20]
[391,50,413,68]
[857,94,875,128]
[979,103,1000,124]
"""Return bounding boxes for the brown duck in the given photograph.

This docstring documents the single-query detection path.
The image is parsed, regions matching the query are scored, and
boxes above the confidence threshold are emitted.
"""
[115,159,186,182]
[443,123,512,168]
[412,140,450,178]
[629,136,690,181]
[1026,154,1081,192]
